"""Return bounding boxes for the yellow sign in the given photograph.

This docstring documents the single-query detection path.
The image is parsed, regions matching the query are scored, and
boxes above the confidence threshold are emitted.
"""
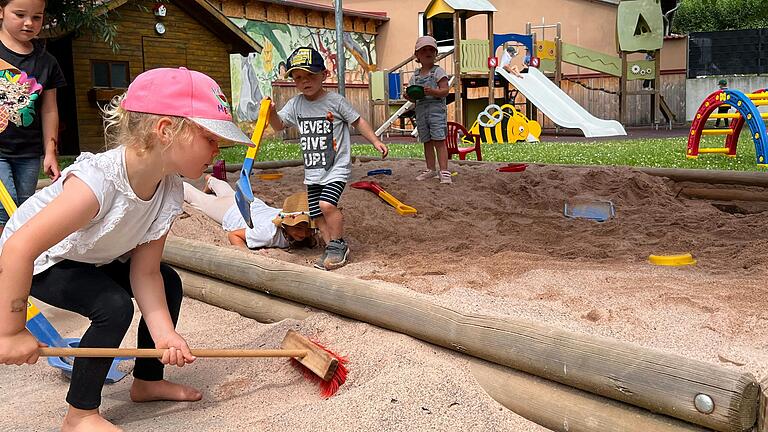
[537,40,557,60]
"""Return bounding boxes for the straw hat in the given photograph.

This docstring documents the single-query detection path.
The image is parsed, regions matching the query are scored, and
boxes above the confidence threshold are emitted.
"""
[272,192,314,228]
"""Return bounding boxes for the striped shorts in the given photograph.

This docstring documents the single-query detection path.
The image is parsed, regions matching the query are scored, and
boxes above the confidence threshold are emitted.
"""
[307,181,346,218]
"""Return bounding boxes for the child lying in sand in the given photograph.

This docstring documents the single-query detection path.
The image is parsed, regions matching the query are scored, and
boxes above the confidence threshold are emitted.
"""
[184,175,317,250]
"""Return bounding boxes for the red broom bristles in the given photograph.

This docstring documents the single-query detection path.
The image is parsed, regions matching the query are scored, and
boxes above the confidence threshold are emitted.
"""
[290,339,348,398]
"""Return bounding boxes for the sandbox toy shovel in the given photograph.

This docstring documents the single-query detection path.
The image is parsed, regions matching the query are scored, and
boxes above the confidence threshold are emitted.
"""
[0,177,130,383]
[350,181,417,216]
[235,97,272,228]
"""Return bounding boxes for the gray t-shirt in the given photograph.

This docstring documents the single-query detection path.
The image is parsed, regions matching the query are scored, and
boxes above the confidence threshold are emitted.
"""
[278,92,360,185]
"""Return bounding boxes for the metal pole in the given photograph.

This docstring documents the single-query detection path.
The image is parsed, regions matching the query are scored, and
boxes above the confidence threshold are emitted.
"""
[335,0,346,96]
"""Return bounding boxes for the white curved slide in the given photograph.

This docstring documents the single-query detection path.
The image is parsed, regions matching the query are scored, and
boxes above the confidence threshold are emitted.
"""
[495,66,626,138]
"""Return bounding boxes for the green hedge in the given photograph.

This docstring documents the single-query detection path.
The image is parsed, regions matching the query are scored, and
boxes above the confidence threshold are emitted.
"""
[673,0,768,33]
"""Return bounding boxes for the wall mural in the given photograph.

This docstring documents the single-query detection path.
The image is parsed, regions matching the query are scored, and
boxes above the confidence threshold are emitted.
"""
[229,18,377,121]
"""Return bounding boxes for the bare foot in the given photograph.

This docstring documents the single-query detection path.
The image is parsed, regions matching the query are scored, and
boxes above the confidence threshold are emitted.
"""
[62,407,122,432]
[503,64,523,78]
[130,378,202,403]
[202,174,213,194]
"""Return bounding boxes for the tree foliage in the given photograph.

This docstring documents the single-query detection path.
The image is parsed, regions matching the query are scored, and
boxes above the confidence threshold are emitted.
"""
[44,1,167,51]
[672,0,768,33]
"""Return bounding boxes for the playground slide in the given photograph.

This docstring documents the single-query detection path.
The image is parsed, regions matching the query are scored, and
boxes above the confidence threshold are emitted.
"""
[495,66,626,138]
[375,101,414,137]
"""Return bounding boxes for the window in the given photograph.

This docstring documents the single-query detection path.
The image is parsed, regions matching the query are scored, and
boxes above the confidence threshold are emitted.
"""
[91,61,129,88]
[418,12,454,53]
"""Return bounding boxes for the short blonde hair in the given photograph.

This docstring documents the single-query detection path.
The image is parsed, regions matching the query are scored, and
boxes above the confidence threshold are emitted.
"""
[101,93,194,153]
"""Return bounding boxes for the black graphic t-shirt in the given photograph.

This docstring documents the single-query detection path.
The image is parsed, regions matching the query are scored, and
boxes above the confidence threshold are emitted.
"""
[297,113,335,171]
[0,40,66,158]
[277,92,360,185]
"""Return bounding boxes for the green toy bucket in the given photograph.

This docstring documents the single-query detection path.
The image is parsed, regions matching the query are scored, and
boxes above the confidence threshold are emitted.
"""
[406,84,425,100]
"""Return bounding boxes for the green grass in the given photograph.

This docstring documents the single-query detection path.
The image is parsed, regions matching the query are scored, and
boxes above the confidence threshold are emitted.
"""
[51,133,765,179]
[217,134,767,172]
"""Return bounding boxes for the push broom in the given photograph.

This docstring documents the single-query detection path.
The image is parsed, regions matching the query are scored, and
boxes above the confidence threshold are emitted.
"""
[39,330,348,397]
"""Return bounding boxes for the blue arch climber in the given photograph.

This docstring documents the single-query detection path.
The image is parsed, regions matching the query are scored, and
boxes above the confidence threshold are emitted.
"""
[722,89,768,165]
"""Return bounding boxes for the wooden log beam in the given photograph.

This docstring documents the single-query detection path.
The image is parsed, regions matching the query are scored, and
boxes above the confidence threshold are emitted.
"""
[758,376,768,432]
[471,360,711,432]
[680,187,768,202]
[163,237,758,432]
[175,268,310,323]
[638,167,768,188]
[177,262,709,432]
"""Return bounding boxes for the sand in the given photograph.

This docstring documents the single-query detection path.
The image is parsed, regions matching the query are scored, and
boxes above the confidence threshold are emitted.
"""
[3,159,768,431]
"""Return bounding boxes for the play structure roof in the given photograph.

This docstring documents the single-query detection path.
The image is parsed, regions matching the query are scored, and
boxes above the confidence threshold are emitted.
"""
[425,0,497,19]
[258,0,389,21]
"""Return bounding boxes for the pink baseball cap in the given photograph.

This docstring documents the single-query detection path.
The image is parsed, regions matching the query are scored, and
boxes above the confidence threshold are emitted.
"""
[415,35,438,52]
[121,67,254,146]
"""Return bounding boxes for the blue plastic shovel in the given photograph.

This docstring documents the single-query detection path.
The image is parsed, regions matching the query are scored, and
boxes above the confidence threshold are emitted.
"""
[235,98,272,228]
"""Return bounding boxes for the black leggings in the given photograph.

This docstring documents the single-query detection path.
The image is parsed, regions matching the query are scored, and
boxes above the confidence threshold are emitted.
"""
[30,259,183,410]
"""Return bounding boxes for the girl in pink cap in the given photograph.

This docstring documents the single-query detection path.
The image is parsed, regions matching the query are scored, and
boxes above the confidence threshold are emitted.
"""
[0,67,254,432]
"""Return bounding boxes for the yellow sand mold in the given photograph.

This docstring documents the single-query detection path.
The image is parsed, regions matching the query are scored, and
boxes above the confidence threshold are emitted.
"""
[648,253,696,266]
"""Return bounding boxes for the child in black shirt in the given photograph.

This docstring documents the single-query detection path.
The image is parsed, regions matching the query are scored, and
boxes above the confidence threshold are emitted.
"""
[0,0,66,233]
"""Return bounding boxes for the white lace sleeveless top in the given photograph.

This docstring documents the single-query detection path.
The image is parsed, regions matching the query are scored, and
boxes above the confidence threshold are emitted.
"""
[0,147,183,275]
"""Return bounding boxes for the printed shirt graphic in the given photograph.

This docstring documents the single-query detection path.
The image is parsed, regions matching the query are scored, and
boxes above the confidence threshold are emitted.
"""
[298,113,335,171]
[0,41,66,158]
[211,85,232,116]
[0,68,40,132]
[278,92,360,185]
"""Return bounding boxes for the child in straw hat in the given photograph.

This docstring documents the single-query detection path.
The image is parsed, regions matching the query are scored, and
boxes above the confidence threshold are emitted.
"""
[184,175,316,249]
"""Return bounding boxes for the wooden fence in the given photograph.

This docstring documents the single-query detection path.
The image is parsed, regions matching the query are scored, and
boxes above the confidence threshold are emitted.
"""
[554,72,687,128]
[270,82,372,140]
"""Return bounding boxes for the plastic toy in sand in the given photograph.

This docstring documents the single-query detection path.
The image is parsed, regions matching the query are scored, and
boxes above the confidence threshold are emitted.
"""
[648,253,696,266]
[563,199,615,222]
[497,163,528,172]
[367,168,392,176]
[257,172,283,180]
[29,301,132,383]
[351,181,417,215]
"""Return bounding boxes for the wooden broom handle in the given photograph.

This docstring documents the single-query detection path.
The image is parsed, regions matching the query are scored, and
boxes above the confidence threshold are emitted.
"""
[39,347,308,359]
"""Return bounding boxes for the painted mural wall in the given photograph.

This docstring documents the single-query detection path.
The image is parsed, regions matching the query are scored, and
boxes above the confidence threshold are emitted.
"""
[229,18,376,121]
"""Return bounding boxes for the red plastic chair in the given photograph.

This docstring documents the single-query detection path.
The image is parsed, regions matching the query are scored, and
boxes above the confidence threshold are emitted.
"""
[446,122,482,161]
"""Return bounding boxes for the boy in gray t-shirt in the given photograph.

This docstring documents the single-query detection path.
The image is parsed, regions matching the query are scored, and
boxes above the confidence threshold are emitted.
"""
[268,46,388,270]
